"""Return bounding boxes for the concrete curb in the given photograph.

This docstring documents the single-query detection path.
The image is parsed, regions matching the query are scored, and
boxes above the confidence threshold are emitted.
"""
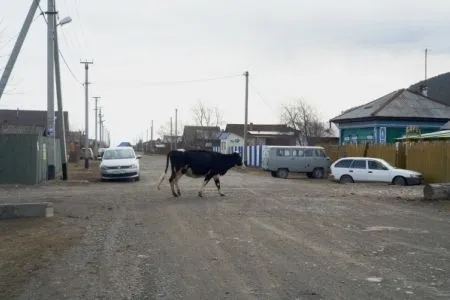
[0,202,53,220]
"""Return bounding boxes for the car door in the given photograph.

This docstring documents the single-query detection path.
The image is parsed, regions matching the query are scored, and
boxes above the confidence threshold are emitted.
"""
[274,148,292,170]
[348,159,368,182]
[303,149,314,172]
[367,159,391,183]
[290,148,306,172]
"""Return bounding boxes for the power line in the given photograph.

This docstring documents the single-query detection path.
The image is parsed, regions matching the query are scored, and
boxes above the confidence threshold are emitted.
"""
[36,5,83,86]
[59,50,83,85]
[249,79,277,114]
[0,13,42,52]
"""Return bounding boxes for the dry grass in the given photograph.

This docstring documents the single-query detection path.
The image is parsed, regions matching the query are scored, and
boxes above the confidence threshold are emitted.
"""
[67,159,101,182]
[0,217,85,299]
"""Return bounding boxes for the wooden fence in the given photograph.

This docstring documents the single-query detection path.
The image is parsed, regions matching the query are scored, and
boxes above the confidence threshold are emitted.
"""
[322,141,450,183]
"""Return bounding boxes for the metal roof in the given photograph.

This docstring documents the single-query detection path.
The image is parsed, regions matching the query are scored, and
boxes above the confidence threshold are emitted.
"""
[330,89,450,122]
[396,129,450,140]
[440,121,450,130]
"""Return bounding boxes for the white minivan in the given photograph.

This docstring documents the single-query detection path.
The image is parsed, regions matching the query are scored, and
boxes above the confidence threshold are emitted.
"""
[261,145,331,179]
[330,156,423,185]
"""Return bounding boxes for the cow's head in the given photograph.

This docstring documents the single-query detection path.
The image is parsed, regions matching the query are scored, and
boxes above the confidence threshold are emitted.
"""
[231,152,244,168]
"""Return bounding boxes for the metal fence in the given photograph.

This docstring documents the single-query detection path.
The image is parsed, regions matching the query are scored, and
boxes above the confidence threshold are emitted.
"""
[213,145,263,167]
[0,134,62,184]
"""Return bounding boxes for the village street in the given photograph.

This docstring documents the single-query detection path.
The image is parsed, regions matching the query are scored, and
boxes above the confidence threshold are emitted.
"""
[1,155,449,300]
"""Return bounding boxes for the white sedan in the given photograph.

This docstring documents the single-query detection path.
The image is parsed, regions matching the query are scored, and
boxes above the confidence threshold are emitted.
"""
[100,146,141,181]
[329,157,423,186]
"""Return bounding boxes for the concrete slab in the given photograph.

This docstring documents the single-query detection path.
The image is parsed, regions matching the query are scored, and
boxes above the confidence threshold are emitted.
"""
[0,202,53,220]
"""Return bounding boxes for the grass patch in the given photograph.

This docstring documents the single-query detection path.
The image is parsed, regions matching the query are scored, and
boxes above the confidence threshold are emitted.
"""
[0,217,85,299]
[68,160,101,182]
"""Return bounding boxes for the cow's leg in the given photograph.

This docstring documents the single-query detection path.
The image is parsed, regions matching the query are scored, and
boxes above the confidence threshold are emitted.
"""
[198,173,214,197]
[168,168,178,197]
[174,171,184,196]
[213,175,225,196]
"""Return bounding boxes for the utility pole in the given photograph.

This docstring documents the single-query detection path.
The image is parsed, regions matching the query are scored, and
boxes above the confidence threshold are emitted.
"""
[93,96,101,154]
[425,48,428,82]
[243,71,249,166]
[175,108,178,149]
[81,59,93,168]
[54,9,69,180]
[170,117,173,150]
[46,0,57,179]
[151,120,154,141]
[0,0,40,100]
[98,108,102,146]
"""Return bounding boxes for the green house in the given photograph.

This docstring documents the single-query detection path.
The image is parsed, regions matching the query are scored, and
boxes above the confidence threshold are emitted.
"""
[330,89,450,144]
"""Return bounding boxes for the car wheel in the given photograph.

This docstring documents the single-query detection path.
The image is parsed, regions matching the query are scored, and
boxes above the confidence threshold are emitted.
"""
[306,172,313,178]
[339,175,354,184]
[271,171,277,177]
[312,168,325,179]
[393,176,406,186]
[276,168,289,179]
[101,178,107,182]
[135,176,140,182]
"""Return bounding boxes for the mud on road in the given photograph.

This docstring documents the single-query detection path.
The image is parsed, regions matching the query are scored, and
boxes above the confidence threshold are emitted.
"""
[0,155,449,300]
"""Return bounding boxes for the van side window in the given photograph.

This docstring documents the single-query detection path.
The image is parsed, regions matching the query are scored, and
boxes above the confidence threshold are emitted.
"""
[276,149,291,157]
[318,149,327,157]
[304,149,313,157]
[293,149,304,157]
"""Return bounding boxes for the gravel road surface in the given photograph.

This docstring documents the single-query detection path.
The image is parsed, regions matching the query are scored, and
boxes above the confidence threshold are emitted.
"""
[1,155,449,300]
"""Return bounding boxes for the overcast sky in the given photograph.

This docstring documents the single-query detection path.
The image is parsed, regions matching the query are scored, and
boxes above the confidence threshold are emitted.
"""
[2,0,450,145]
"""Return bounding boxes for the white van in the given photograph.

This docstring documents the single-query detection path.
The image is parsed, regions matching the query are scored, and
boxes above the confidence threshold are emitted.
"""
[261,145,331,179]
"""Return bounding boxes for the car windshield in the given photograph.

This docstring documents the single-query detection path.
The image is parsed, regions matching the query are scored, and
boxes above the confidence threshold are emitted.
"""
[379,159,393,169]
[102,149,135,160]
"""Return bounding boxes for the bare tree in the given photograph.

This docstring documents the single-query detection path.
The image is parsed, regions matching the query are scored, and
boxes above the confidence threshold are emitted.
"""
[191,99,223,127]
[280,99,331,144]
[157,120,184,139]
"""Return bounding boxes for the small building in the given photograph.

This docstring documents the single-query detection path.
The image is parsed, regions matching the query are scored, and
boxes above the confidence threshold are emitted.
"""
[330,89,450,144]
[182,126,221,150]
[217,131,244,154]
[0,109,69,139]
[224,123,297,147]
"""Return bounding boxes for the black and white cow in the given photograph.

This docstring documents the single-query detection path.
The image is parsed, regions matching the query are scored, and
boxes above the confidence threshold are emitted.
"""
[157,150,244,197]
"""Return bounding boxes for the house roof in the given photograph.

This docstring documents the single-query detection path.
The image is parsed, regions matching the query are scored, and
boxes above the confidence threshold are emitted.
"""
[0,109,69,132]
[396,129,450,141]
[183,125,220,133]
[330,89,450,123]
[182,126,221,140]
[225,123,294,137]
[440,121,450,130]
[409,72,450,106]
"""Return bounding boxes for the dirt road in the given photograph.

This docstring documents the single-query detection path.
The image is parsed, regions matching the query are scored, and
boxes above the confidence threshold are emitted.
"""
[1,155,449,299]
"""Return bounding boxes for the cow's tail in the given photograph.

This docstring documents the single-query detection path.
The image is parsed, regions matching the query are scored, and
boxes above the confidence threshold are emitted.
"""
[157,151,171,190]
